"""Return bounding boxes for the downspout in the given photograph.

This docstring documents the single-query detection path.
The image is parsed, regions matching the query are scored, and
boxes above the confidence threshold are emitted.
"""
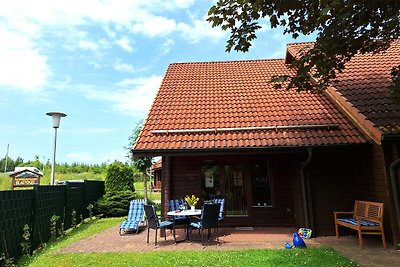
[390,158,400,237]
[300,147,312,228]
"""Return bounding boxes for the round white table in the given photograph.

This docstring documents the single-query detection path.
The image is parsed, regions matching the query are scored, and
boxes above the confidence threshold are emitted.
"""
[167,209,201,217]
[167,209,202,243]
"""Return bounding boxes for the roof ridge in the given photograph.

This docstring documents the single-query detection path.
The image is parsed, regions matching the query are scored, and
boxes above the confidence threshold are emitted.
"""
[287,41,315,46]
[169,58,285,66]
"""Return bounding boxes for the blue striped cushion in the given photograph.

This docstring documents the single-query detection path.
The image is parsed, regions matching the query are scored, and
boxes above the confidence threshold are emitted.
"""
[159,221,173,228]
[190,222,202,229]
[169,199,187,220]
[213,199,225,221]
[120,199,145,231]
[337,218,379,227]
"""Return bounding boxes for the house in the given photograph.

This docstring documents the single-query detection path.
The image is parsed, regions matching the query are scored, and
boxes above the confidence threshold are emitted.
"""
[151,159,162,191]
[133,41,400,244]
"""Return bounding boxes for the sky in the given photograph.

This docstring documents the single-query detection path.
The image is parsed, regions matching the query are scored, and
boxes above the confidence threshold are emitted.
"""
[0,0,315,165]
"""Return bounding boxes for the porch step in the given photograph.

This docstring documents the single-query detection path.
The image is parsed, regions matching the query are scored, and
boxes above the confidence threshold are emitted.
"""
[235,227,254,231]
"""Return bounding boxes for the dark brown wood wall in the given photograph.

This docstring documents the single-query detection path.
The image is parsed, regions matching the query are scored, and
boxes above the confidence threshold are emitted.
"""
[381,143,400,244]
[308,147,368,236]
[166,154,301,227]
[253,156,297,226]
[161,156,171,216]
[170,156,202,202]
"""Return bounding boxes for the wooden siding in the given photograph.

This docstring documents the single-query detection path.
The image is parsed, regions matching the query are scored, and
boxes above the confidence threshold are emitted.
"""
[171,157,202,201]
[164,154,301,227]
[308,147,368,236]
[160,145,396,239]
[381,143,400,244]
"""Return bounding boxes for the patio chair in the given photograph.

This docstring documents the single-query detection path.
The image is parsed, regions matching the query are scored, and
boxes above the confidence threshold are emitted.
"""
[119,199,145,235]
[189,203,221,246]
[204,198,225,235]
[144,204,176,246]
[168,199,190,226]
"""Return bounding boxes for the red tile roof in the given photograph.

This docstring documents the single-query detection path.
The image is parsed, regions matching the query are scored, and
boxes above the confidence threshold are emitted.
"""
[287,40,400,136]
[134,59,367,154]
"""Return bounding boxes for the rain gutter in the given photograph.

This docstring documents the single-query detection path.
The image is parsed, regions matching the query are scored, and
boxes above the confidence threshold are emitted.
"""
[300,147,312,228]
[390,157,400,237]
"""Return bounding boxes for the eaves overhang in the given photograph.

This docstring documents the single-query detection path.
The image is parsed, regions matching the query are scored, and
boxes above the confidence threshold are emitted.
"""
[132,142,370,157]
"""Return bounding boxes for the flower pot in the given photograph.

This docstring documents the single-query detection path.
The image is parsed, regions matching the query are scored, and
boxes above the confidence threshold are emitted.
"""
[191,206,195,212]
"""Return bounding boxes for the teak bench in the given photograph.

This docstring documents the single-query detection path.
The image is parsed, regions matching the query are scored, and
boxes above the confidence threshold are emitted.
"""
[333,200,387,249]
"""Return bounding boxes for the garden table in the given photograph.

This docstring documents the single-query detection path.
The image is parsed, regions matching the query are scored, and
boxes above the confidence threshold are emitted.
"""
[167,209,201,243]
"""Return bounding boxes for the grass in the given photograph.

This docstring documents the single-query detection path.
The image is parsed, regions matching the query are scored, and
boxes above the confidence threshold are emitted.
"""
[134,181,161,202]
[17,218,358,267]
[0,173,11,190]
[18,217,124,266]
[0,171,104,191]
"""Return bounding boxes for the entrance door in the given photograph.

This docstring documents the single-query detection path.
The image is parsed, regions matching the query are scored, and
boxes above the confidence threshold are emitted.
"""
[224,164,248,216]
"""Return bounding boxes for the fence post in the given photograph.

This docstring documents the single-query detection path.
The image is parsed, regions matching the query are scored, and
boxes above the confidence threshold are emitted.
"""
[83,180,88,218]
[62,182,67,234]
[29,185,38,255]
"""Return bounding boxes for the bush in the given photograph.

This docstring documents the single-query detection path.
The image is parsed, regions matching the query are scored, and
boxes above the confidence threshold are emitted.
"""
[93,190,137,217]
[105,162,135,192]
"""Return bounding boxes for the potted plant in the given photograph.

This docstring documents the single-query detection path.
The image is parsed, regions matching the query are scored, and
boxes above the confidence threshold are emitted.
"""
[185,195,199,211]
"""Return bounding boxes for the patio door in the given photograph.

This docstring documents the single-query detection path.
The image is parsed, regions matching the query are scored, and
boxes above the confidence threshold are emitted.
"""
[224,164,248,216]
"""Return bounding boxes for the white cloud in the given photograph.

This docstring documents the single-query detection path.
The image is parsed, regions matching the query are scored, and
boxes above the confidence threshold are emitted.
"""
[177,18,226,43]
[116,37,134,52]
[131,16,177,37]
[83,75,163,115]
[159,38,175,55]
[113,62,135,73]
[0,28,50,92]
[79,40,98,51]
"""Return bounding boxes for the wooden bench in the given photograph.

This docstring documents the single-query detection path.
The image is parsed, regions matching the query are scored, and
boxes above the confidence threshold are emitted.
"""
[333,200,387,249]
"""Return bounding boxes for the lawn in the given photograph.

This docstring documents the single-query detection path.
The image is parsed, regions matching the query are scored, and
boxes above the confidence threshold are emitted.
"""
[17,218,358,267]
[134,181,161,202]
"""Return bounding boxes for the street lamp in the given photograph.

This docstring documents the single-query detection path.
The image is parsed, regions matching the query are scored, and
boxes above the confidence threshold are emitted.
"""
[46,112,67,185]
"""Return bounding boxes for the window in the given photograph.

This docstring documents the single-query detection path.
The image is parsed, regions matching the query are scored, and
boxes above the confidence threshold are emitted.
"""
[201,164,220,200]
[251,160,271,206]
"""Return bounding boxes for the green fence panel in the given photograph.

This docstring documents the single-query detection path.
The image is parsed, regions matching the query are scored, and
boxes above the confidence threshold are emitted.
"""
[31,185,66,249]
[0,190,34,261]
[84,180,105,216]
[64,182,85,229]
[0,180,105,264]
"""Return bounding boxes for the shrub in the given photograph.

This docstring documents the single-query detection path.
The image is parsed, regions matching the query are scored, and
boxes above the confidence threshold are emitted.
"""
[50,215,60,241]
[93,190,137,217]
[105,162,135,192]
[20,224,31,256]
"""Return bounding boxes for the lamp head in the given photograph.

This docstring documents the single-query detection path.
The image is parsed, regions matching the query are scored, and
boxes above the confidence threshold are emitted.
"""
[46,112,67,128]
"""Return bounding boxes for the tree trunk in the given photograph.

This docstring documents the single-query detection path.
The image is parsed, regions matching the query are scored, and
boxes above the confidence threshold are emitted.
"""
[143,173,148,203]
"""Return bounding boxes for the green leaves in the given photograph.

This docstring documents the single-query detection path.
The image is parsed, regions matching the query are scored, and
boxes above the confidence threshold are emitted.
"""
[390,65,400,106]
[105,161,135,193]
[207,0,400,100]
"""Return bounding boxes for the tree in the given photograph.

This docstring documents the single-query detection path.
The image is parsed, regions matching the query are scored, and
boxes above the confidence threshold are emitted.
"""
[126,121,152,202]
[105,161,135,192]
[207,0,400,103]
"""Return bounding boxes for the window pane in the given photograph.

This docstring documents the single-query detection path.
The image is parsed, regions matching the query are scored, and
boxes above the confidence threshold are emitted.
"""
[225,164,247,215]
[251,160,271,206]
[201,165,220,200]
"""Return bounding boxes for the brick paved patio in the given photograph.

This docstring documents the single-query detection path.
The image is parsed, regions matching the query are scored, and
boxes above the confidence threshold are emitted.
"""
[58,225,400,267]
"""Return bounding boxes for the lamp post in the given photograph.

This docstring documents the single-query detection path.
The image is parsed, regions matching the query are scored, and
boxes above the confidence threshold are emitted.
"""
[46,112,67,185]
